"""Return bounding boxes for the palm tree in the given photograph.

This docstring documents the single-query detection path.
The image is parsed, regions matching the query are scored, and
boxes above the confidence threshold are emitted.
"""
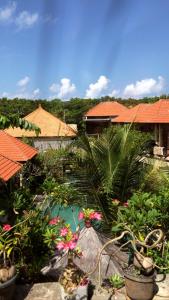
[74,125,153,221]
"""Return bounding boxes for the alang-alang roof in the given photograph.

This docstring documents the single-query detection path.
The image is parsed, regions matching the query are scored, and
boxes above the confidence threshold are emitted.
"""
[6,105,77,138]
[84,101,128,117]
[112,99,169,124]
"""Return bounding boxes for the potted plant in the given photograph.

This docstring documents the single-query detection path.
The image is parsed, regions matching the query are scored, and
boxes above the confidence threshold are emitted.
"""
[44,216,89,300]
[123,260,156,300]
[110,190,169,300]
[0,223,18,300]
[0,209,39,300]
[98,274,124,299]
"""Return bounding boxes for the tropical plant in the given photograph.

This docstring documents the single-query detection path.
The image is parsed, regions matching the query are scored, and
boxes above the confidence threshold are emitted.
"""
[108,274,124,289]
[41,178,80,206]
[0,211,34,283]
[74,125,153,222]
[38,148,78,180]
[112,189,169,239]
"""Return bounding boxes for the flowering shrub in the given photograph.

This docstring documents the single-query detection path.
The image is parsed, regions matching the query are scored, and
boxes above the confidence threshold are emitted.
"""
[0,211,35,271]
[56,224,79,252]
[78,208,102,222]
[44,216,81,257]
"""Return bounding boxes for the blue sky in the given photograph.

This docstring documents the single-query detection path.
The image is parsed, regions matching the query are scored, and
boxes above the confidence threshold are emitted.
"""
[0,0,169,100]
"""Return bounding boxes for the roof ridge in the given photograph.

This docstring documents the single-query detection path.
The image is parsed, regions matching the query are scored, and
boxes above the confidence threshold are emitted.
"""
[0,152,22,166]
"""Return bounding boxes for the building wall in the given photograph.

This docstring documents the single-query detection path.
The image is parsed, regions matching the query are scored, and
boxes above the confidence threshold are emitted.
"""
[32,137,75,151]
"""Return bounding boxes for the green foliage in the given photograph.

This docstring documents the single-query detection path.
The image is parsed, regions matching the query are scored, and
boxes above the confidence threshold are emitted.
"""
[75,125,153,222]
[0,96,165,128]
[0,113,40,134]
[147,241,169,272]
[11,188,34,214]
[108,274,124,289]
[113,188,169,238]
[42,177,80,206]
[38,148,78,180]
[14,209,52,282]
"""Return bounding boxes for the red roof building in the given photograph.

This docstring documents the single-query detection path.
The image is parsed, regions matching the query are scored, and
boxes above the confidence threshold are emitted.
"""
[112,99,169,157]
[84,101,128,117]
[0,154,21,181]
[112,100,169,123]
[84,101,128,135]
[0,131,38,162]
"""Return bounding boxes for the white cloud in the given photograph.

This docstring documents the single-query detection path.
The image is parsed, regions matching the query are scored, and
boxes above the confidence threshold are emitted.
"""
[123,76,165,98]
[85,75,109,98]
[33,88,40,97]
[0,2,16,22]
[50,78,76,99]
[109,89,119,97]
[15,11,39,29]
[17,76,30,88]
[49,83,58,93]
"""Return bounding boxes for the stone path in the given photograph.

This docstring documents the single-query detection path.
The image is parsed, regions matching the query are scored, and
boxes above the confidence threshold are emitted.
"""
[13,281,169,300]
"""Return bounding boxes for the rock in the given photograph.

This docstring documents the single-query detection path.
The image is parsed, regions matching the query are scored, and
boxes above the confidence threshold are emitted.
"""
[74,227,122,282]
[142,257,154,273]
[0,268,9,282]
[25,283,62,300]
[155,274,169,298]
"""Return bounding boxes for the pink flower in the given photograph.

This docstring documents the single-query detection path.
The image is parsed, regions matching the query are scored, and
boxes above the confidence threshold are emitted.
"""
[72,233,79,241]
[60,227,69,236]
[78,212,84,220]
[63,242,70,250]
[68,240,77,250]
[90,212,102,220]
[123,202,129,207]
[57,241,65,250]
[3,224,12,231]
[49,217,60,225]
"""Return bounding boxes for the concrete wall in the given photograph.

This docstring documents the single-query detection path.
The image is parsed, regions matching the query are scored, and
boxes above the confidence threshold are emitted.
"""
[32,137,75,151]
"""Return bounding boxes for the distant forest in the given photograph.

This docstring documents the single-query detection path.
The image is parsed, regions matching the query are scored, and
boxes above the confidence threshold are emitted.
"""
[0,95,168,127]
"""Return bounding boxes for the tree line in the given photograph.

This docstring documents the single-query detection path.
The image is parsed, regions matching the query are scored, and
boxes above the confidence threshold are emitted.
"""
[0,95,168,127]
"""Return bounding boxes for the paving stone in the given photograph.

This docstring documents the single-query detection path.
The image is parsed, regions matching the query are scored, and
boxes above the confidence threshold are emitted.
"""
[24,283,62,300]
[13,278,169,300]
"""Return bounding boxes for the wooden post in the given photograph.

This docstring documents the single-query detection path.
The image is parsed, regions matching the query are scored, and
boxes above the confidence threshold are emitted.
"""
[154,124,158,144]
[19,172,23,188]
[159,124,163,146]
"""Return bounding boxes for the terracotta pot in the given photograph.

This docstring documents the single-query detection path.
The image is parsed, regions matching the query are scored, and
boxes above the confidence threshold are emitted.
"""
[0,274,17,300]
[124,271,155,300]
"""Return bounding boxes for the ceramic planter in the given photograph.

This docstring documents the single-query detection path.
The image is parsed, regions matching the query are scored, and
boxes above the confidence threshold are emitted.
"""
[124,271,155,300]
[0,274,17,300]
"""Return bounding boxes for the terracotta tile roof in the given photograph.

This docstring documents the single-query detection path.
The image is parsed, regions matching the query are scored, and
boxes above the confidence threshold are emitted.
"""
[0,154,21,181]
[84,101,128,117]
[5,105,77,138]
[112,99,169,123]
[0,131,38,162]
